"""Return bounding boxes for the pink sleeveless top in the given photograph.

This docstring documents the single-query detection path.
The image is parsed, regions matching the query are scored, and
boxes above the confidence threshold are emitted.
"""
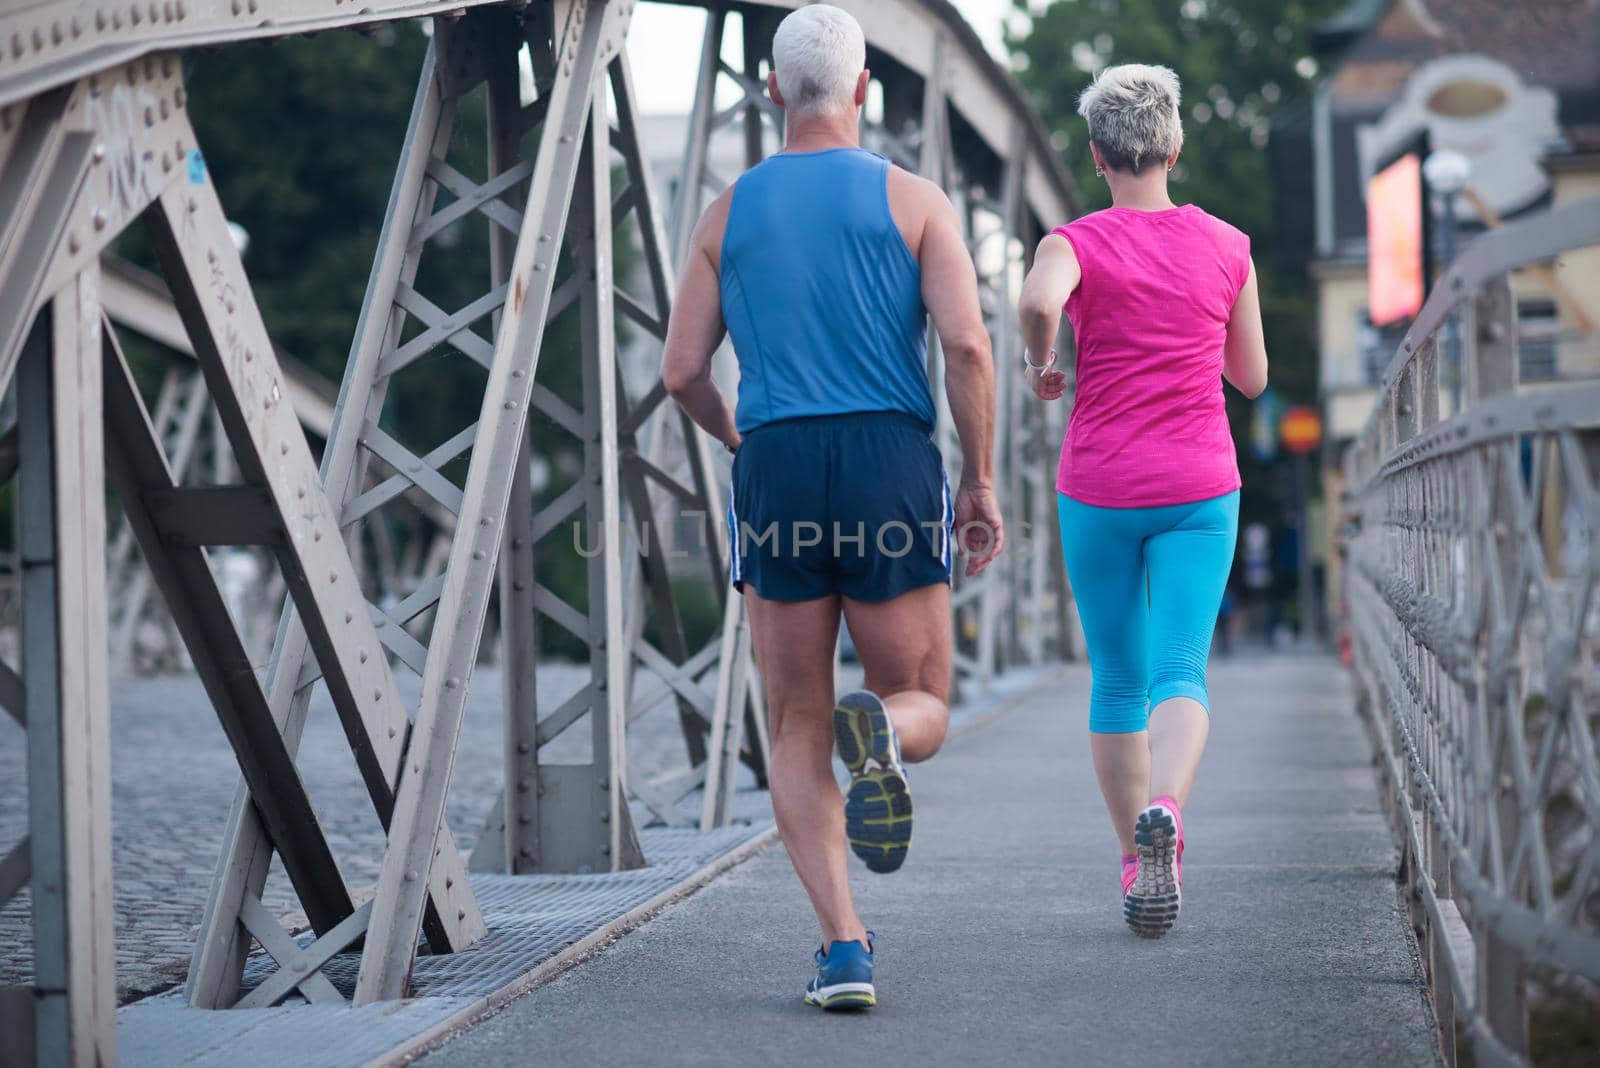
[1052,205,1249,508]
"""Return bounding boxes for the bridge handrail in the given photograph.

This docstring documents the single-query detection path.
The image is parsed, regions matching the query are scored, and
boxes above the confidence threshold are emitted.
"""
[1342,196,1600,1066]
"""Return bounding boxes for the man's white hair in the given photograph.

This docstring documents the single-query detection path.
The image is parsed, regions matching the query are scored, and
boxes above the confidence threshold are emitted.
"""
[771,4,866,117]
[1077,64,1184,174]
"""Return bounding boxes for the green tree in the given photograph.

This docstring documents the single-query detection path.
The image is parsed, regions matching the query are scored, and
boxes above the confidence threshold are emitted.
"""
[1008,0,1342,540]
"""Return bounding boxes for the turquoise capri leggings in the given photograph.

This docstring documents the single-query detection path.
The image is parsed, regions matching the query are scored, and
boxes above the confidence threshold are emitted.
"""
[1058,490,1240,733]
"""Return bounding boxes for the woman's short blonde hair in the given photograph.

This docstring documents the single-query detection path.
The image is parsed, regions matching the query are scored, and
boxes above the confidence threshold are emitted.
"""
[1077,64,1184,174]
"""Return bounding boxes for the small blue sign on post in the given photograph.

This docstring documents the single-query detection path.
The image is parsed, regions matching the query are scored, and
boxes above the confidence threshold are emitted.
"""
[1249,386,1279,463]
[187,148,206,185]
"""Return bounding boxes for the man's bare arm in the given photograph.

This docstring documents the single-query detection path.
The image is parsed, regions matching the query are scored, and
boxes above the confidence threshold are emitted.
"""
[661,194,739,451]
[910,176,1004,573]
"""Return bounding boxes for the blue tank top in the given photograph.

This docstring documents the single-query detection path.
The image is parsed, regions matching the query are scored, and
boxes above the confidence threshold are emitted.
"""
[719,147,934,434]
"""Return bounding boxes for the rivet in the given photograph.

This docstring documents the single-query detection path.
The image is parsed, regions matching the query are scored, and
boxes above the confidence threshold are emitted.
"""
[375,689,383,701]
[248,0,258,12]
[329,570,337,583]
[130,6,141,26]
[68,234,80,254]
[70,17,82,37]
[92,210,107,230]
[232,0,240,14]
[404,870,418,882]
[457,909,466,921]
[601,845,611,856]
[505,401,517,410]
[513,581,525,591]
[151,4,161,23]
[360,651,368,663]
[175,87,186,107]
[96,12,107,31]
[159,99,169,120]
[296,486,305,498]
[51,23,63,46]
[472,550,486,560]
[517,779,530,792]
[512,370,525,379]
[388,725,396,738]
[160,152,171,172]
[518,815,532,825]
[10,35,22,60]
[517,742,530,754]
[280,442,288,455]
[31,28,42,50]
[446,677,461,689]
[344,611,352,623]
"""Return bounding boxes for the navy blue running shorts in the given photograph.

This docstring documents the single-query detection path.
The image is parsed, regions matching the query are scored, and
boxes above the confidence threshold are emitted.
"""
[727,411,953,603]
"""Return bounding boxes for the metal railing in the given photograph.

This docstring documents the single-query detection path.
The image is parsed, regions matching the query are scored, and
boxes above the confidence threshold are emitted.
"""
[1342,197,1600,1066]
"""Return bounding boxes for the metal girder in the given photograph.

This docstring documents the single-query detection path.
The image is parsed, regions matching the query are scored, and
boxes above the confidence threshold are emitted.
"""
[0,0,518,109]
[12,271,118,1068]
[354,0,640,1003]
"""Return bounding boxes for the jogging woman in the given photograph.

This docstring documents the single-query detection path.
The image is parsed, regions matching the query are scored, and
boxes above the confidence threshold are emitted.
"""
[1017,63,1269,938]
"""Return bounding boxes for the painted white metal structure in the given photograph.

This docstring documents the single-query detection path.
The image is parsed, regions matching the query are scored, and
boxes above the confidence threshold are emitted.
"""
[0,1,1077,1061]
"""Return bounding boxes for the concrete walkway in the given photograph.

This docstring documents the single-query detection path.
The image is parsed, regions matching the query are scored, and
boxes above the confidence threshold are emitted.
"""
[420,655,1439,1067]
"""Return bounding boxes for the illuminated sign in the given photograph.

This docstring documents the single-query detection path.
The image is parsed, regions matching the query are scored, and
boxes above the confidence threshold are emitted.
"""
[1367,153,1424,327]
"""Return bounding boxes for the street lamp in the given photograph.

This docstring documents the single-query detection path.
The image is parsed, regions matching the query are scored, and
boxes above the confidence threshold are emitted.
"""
[1423,149,1471,409]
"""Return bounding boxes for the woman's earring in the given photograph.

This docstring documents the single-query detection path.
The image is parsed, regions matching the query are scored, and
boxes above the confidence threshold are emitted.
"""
[1095,166,1105,177]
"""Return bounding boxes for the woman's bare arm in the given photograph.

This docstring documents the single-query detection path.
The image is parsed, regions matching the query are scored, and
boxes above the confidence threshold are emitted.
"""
[1017,234,1081,400]
[1222,259,1268,399]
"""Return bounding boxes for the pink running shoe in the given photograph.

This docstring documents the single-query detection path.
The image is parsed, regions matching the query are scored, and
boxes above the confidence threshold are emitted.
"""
[1125,795,1184,938]
[1120,853,1139,900]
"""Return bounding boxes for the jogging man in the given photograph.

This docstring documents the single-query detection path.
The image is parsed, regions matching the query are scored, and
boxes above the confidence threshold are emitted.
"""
[662,4,1002,1011]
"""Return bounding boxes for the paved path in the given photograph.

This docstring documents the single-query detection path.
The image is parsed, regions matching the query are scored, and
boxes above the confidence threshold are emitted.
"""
[421,655,1439,1067]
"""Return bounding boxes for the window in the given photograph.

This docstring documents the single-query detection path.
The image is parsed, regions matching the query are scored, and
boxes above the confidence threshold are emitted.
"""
[1518,299,1560,383]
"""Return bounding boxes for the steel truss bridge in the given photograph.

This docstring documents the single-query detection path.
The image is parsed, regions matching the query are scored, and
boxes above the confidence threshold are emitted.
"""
[0,2,1078,1062]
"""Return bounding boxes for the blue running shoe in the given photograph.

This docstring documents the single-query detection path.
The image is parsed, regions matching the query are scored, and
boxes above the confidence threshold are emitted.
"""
[803,937,876,1010]
[833,691,913,873]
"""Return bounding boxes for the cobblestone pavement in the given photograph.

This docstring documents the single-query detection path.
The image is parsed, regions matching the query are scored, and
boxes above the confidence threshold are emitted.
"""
[0,662,727,1001]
